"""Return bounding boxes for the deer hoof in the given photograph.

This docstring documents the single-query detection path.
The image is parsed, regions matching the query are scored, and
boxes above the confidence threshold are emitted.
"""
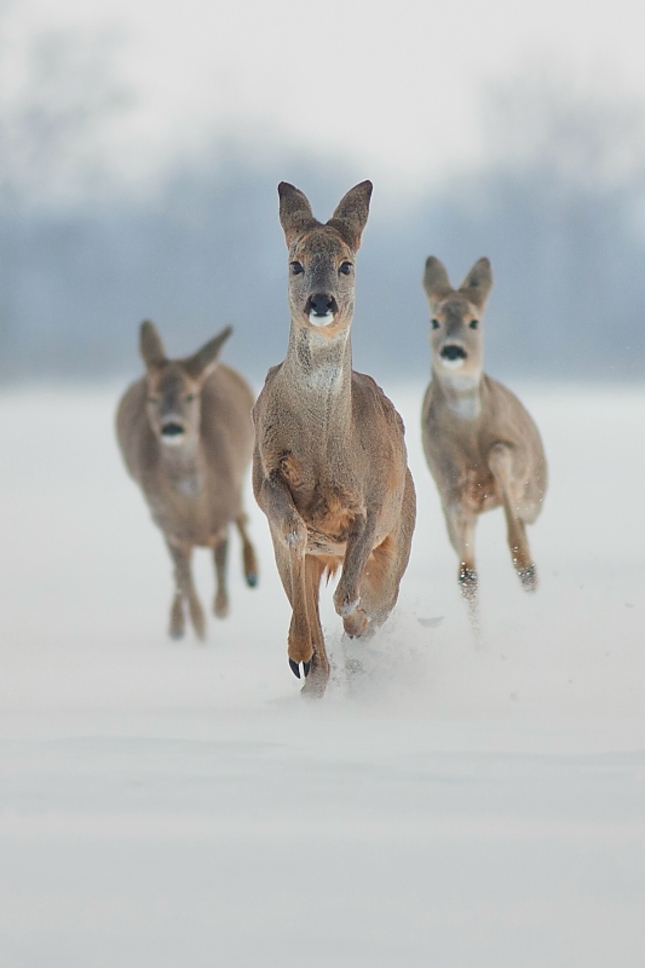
[459,567,478,599]
[518,564,538,592]
[334,589,360,617]
[245,572,258,588]
[289,657,313,679]
[343,608,369,638]
[214,593,230,618]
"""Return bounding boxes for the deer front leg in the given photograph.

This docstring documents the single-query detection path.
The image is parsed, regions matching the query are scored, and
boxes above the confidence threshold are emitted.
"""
[235,513,258,588]
[166,539,206,641]
[259,474,315,680]
[212,529,229,618]
[488,444,537,591]
[333,513,377,638]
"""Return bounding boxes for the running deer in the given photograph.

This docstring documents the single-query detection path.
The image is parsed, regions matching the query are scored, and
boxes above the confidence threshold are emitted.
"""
[252,181,416,695]
[116,322,258,640]
[421,257,547,619]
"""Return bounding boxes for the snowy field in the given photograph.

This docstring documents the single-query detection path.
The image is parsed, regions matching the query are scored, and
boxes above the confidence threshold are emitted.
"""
[0,381,643,967]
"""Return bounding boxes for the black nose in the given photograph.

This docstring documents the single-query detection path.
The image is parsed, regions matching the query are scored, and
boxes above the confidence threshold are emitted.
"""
[307,293,337,316]
[161,422,185,437]
[440,344,467,361]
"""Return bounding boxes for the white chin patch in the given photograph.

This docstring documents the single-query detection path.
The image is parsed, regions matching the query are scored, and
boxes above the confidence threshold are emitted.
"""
[308,311,335,327]
[441,356,465,370]
[160,433,186,447]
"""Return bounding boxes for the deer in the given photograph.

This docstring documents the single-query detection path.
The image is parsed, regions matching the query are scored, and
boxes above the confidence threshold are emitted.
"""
[116,322,258,640]
[421,256,547,623]
[252,180,416,696]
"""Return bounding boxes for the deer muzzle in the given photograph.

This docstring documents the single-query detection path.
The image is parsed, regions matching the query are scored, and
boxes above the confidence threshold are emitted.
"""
[160,420,186,446]
[306,293,338,326]
[439,344,468,368]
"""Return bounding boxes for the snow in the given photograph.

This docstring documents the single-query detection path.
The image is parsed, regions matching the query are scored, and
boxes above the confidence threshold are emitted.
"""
[0,382,644,966]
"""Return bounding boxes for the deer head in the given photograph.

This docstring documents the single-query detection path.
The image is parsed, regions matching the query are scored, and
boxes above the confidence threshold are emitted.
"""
[139,321,232,447]
[422,257,492,380]
[278,180,373,338]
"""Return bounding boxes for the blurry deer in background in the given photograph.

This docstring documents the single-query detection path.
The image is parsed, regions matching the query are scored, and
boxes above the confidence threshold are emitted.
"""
[116,322,258,640]
[421,257,547,624]
[252,180,416,695]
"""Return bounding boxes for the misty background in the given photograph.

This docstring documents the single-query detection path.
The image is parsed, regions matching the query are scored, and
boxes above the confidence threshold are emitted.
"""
[2,4,645,386]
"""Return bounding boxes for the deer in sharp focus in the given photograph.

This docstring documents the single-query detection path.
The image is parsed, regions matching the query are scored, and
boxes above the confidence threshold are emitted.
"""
[252,180,416,695]
[116,322,258,640]
[421,256,547,622]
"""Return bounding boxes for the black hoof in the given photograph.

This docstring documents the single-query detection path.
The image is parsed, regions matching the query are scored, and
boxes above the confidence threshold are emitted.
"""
[289,658,301,679]
[246,573,258,588]
[302,659,312,678]
[169,628,184,640]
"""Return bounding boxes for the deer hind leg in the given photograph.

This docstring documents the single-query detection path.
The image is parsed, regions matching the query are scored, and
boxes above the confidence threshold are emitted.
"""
[444,503,479,620]
[235,513,258,588]
[300,556,329,696]
[212,529,230,618]
[166,540,206,640]
[488,443,537,591]
[351,469,416,635]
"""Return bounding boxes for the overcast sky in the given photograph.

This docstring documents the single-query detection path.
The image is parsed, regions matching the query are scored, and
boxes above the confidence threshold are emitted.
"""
[5,0,645,199]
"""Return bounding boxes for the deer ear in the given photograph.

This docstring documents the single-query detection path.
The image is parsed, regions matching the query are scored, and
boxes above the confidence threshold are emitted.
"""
[139,320,166,368]
[327,180,373,249]
[459,257,492,309]
[278,182,317,246]
[183,326,232,381]
[422,257,452,306]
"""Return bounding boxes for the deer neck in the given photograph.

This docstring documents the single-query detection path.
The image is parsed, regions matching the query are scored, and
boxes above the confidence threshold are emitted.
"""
[282,321,354,438]
[432,363,483,421]
[155,431,205,496]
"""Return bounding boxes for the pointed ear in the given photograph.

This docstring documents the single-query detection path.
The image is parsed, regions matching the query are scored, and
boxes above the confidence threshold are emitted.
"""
[459,257,493,309]
[139,320,166,368]
[422,257,452,306]
[278,182,317,246]
[183,325,232,381]
[327,180,373,249]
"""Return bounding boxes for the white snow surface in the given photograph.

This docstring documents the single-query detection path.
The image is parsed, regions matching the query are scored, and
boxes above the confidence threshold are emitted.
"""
[0,382,643,967]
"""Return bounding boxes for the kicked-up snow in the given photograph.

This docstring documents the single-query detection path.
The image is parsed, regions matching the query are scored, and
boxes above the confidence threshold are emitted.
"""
[0,382,643,967]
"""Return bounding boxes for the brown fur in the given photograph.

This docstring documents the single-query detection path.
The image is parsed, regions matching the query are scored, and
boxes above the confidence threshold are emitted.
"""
[421,257,547,622]
[116,322,258,639]
[252,181,416,694]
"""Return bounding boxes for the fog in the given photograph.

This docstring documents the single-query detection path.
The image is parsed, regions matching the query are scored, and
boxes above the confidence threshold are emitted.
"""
[1,16,644,383]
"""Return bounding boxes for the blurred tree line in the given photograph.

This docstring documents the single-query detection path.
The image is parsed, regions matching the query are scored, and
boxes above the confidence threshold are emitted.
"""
[0,28,643,384]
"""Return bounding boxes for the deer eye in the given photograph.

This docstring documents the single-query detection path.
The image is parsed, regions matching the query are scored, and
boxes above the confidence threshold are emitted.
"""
[469,319,479,329]
[184,394,196,403]
[290,261,304,275]
[431,319,440,330]
[339,261,353,275]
